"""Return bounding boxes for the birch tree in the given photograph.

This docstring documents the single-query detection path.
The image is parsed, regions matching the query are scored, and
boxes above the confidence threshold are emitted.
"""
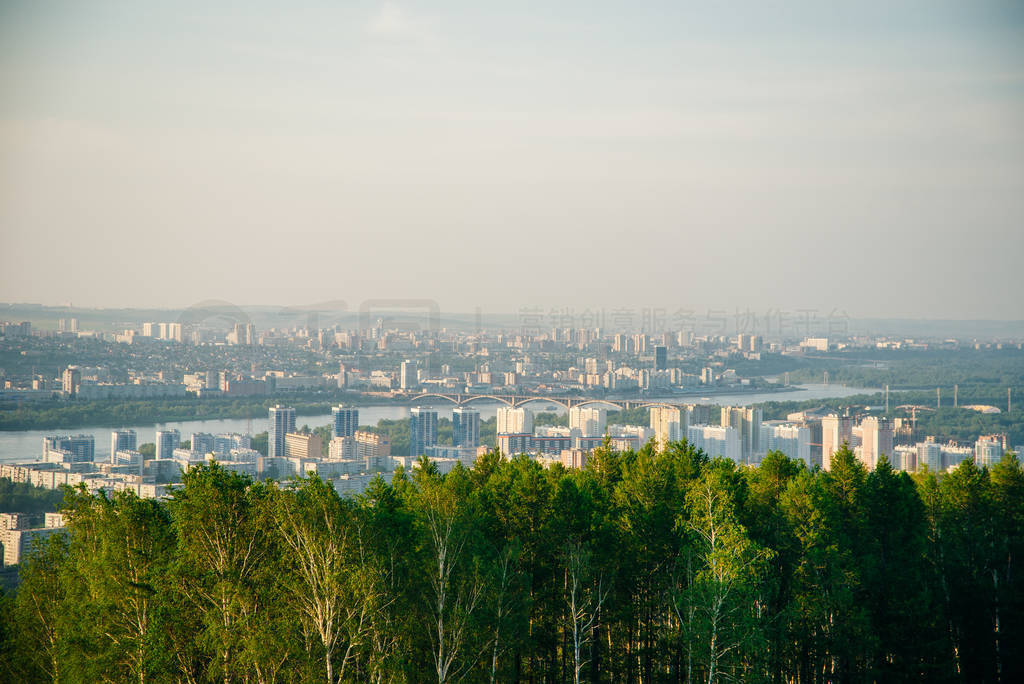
[414,468,486,684]
[9,533,67,683]
[683,466,770,684]
[275,476,391,683]
[488,541,523,684]
[168,463,275,684]
[63,489,175,683]
[564,541,609,684]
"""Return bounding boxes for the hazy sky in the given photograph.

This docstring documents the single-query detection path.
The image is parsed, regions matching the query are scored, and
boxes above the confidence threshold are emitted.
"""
[1,1,1023,319]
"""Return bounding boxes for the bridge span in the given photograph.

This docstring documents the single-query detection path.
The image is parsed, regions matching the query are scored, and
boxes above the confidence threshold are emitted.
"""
[406,392,696,412]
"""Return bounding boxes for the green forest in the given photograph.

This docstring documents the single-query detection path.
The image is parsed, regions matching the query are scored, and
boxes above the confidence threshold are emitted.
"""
[1,443,1022,683]
[784,349,1024,392]
[0,394,363,431]
[0,479,65,514]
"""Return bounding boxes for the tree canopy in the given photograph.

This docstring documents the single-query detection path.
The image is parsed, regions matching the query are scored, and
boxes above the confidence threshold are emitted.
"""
[1,444,1022,683]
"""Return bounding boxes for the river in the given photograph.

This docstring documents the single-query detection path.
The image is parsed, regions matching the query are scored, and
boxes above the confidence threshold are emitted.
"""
[0,384,874,464]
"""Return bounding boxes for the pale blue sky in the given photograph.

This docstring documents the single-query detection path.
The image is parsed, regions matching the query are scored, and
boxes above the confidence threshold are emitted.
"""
[1,1,1023,318]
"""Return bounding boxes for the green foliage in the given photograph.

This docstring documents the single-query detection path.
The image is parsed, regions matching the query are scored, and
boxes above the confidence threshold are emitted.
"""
[785,348,1024,392]
[534,411,568,427]
[250,431,268,456]
[313,423,333,453]
[0,448,1021,682]
[0,478,65,514]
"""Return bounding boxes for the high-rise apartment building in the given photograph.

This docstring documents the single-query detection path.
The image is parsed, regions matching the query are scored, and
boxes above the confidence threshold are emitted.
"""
[62,366,81,396]
[821,414,854,471]
[191,432,216,456]
[328,436,359,461]
[497,433,531,456]
[496,407,533,435]
[975,434,1007,468]
[229,322,256,345]
[110,430,137,463]
[166,322,183,342]
[762,423,811,466]
[284,432,322,460]
[331,405,359,438]
[44,435,95,463]
[569,406,606,438]
[409,407,438,457]
[269,405,296,458]
[213,433,250,456]
[452,407,480,448]
[155,429,181,460]
[400,360,419,390]
[355,430,391,471]
[859,417,893,470]
[720,406,762,464]
[650,406,685,451]
[686,425,741,463]
[917,437,942,472]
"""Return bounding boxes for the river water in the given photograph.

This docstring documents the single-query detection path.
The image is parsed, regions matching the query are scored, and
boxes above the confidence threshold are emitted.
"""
[0,384,873,464]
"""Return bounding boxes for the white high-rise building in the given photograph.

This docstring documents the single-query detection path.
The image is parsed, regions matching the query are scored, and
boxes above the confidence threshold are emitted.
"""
[821,414,854,471]
[686,424,741,463]
[859,417,893,470]
[569,406,606,438]
[496,407,533,435]
[191,432,216,455]
[975,434,1007,468]
[451,407,481,448]
[155,429,181,461]
[110,429,137,464]
[409,407,438,457]
[329,436,359,461]
[269,406,297,459]
[762,423,810,466]
[720,406,762,463]
[916,438,942,472]
[650,406,685,451]
[400,360,418,390]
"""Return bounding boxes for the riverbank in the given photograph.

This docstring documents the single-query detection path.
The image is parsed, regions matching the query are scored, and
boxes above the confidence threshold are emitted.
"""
[0,392,370,431]
[0,383,870,432]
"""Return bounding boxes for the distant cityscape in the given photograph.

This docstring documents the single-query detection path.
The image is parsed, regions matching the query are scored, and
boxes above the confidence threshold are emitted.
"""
[1,311,1021,405]
[2,311,1021,566]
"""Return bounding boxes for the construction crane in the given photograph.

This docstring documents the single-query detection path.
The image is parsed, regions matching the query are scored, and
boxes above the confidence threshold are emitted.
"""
[896,404,936,439]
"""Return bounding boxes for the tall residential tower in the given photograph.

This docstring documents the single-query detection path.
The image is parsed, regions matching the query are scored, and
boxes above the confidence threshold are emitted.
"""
[269,405,297,458]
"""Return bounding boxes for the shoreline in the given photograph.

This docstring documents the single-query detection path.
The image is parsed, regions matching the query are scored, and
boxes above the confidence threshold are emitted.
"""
[0,383,868,433]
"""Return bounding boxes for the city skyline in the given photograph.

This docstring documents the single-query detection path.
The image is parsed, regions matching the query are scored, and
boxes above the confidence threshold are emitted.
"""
[1,4,1022,681]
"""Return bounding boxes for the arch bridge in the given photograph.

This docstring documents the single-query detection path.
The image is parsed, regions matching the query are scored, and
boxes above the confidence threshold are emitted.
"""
[408,392,691,412]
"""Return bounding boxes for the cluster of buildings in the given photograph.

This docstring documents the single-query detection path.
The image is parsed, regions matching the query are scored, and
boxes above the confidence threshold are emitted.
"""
[495,405,655,465]
[1,428,260,502]
[6,405,1014,507]
[1,512,65,566]
[640,406,1015,475]
[378,348,727,396]
[820,415,1016,473]
[268,405,483,478]
[2,395,1020,566]
[646,404,811,465]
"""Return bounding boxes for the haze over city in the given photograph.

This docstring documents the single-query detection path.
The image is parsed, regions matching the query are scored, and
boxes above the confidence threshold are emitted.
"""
[5,4,1024,683]
[2,1,1024,318]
